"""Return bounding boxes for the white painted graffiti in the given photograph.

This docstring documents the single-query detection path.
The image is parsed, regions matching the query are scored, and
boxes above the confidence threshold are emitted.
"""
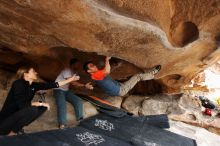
[94,119,115,131]
[144,141,161,146]
[76,132,105,146]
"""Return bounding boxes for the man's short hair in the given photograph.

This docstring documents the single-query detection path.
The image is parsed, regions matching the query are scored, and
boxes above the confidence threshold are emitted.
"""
[69,58,79,66]
[83,61,93,72]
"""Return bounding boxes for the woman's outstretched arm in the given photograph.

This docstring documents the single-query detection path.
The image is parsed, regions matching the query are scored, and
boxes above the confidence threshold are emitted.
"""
[33,75,80,91]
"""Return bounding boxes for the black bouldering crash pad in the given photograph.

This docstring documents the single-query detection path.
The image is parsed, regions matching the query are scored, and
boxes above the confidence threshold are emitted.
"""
[0,126,131,146]
[0,113,196,146]
[80,114,196,146]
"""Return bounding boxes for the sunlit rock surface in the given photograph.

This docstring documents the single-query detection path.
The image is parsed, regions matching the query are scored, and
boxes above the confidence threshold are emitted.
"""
[1,0,220,143]
[0,0,220,93]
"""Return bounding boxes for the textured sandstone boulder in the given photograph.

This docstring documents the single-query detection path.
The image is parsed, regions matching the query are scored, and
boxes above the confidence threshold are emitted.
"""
[141,95,178,115]
[123,94,183,116]
[122,95,147,115]
[1,0,220,137]
[122,94,220,135]
[0,0,220,93]
[105,96,123,108]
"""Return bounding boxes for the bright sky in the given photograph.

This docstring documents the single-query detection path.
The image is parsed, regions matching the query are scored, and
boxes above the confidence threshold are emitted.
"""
[203,69,220,102]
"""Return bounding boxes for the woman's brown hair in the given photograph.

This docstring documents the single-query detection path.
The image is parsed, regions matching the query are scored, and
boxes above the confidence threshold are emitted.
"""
[16,65,34,79]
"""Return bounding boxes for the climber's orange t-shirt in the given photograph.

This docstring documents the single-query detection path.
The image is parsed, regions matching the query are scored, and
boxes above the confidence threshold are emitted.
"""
[91,70,106,80]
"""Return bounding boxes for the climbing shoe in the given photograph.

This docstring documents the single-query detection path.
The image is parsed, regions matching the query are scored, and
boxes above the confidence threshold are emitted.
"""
[144,65,161,74]
[151,65,161,74]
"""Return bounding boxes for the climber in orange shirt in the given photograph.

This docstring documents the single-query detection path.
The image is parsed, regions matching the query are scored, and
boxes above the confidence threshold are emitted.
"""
[83,56,161,96]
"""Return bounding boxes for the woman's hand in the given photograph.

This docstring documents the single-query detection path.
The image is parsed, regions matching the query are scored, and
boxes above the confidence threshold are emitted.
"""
[32,102,50,110]
[41,102,50,110]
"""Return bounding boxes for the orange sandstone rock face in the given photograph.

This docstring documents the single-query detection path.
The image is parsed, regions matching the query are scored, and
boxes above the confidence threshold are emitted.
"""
[0,0,220,93]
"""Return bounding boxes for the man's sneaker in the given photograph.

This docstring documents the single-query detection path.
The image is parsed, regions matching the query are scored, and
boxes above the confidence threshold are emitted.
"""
[77,117,83,121]
[17,129,26,135]
[59,124,68,129]
[145,65,161,75]
[139,65,161,80]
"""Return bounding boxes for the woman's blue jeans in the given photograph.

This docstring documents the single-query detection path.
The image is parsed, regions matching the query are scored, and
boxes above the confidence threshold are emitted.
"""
[53,89,83,125]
